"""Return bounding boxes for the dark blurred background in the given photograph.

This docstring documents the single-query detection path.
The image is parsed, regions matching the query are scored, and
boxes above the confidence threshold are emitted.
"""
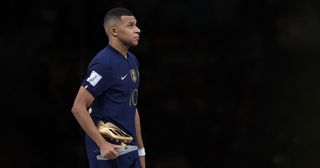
[1,0,320,167]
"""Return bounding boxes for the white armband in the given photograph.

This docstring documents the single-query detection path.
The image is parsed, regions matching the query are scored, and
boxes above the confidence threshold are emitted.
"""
[138,147,146,156]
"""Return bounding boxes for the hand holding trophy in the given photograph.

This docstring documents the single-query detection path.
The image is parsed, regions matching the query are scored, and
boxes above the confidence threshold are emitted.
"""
[96,121,138,160]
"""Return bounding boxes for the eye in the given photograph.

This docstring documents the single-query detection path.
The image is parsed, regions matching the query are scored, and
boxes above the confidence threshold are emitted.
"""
[127,22,136,29]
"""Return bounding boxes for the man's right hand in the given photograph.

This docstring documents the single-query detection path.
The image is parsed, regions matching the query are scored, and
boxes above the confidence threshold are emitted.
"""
[99,141,123,160]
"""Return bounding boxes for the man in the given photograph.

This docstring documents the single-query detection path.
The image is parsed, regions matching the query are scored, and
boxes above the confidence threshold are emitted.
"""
[71,7,146,168]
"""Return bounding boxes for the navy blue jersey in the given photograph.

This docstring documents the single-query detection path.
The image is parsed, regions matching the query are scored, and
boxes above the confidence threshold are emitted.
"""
[82,45,140,145]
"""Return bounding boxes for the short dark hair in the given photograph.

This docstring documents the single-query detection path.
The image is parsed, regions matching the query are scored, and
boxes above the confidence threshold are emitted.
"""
[103,7,134,34]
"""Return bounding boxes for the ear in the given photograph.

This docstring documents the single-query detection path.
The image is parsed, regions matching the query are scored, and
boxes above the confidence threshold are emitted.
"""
[111,26,118,36]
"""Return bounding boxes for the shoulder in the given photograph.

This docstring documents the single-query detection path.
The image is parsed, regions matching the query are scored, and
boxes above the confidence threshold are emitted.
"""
[88,47,112,69]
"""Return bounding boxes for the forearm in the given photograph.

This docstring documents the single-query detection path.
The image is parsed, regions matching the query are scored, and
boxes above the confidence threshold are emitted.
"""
[72,105,106,148]
[135,109,144,149]
[135,108,146,167]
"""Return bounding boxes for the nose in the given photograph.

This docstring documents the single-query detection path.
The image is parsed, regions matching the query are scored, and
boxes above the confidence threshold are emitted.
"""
[135,26,141,34]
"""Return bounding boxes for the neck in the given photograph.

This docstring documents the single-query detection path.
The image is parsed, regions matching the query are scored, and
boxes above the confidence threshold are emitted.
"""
[109,40,129,59]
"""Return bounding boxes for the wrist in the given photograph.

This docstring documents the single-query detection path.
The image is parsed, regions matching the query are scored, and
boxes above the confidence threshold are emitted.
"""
[138,147,146,156]
[97,137,109,149]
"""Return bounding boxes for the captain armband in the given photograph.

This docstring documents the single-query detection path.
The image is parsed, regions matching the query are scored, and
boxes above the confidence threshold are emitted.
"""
[138,147,146,156]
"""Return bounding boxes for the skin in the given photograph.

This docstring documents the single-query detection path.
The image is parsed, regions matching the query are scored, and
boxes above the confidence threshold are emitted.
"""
[107,15,141,58]
[71,15,146,167]
[135,109,145,168]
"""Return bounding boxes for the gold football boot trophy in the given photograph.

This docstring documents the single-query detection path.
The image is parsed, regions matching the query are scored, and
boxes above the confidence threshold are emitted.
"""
[97,121,133,146]
[89,107,138,160]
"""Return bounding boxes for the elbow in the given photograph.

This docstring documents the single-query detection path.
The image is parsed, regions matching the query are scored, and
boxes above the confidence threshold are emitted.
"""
[71,104,79,115]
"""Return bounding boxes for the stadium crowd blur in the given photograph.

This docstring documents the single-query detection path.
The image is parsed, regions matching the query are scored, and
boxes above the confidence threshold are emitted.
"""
[1,0,320,167]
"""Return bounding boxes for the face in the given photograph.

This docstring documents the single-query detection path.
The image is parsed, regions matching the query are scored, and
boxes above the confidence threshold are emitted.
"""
[115,16,141,47]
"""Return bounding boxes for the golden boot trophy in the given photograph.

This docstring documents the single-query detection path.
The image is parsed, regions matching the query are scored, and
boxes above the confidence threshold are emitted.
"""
[96,121,137,160]
[97,121,133,146]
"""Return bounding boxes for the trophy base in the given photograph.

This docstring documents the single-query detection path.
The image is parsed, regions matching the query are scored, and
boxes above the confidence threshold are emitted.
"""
[96,145,138,160]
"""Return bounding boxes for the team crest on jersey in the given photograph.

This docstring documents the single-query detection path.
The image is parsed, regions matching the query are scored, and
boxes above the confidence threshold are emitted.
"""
[130,69,137,83]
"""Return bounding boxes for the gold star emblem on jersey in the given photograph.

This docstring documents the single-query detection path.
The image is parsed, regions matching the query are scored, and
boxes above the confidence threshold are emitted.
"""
[130,69,137,83]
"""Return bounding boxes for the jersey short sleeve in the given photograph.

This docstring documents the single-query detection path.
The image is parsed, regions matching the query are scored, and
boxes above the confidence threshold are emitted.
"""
[81,55,114,97]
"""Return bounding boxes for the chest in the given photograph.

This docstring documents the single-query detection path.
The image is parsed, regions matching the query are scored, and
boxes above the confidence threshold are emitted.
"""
[112,58,139,93]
